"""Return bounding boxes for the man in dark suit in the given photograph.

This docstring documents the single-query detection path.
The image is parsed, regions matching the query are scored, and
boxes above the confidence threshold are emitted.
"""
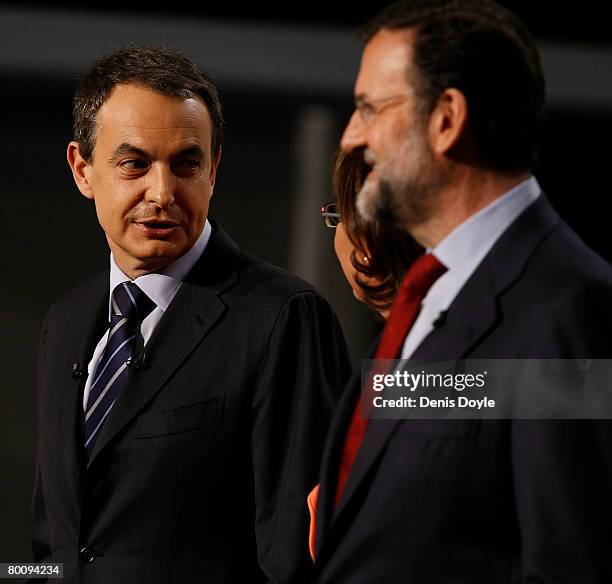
[30,46,350,583]
[312,1,612,582]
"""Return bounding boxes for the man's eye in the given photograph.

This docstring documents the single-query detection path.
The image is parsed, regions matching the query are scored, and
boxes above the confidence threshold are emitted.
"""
[358,102,375,116]
[174,159,201,171]
[120,159,148,171]
[178,158,200,170]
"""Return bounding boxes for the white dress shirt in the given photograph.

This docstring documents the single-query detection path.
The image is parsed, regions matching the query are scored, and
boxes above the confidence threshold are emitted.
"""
[82,220,212,410]
[400,176,542,358]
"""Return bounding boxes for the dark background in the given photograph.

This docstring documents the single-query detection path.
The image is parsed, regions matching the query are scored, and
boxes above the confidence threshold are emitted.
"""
[1,1,611,567]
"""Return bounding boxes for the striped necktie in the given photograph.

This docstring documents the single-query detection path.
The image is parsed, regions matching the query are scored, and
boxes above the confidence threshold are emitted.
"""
[84,281,156,458]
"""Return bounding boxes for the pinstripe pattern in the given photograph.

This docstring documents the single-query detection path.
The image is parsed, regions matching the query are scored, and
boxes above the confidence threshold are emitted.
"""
[84,282,155,458]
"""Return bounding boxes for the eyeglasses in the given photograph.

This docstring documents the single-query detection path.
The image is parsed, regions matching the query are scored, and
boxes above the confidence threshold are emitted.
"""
[321,202,341,228]
[355,93,411,125]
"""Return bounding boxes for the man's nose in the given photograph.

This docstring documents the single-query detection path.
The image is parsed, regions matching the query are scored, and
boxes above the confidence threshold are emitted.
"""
[145,165,176,208]
[340,111,366,153]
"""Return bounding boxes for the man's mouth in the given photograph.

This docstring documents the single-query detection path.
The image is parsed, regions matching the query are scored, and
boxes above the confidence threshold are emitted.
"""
[134,219,181,237]
[141,220,178,228]
[364,165,377,182]
[362,153,377,181]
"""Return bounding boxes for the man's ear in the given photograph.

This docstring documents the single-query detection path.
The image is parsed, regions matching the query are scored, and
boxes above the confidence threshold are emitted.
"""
[209,145,222,194]
[67,141,95,200]
[427,88,468,156]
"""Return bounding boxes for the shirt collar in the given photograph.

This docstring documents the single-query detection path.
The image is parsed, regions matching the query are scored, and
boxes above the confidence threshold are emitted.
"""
[433,176,541,274]
[425,176,541,311]
[108,219,212,316]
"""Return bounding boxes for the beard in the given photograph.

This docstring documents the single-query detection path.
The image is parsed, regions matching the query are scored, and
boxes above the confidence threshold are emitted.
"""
[356,123,445,232]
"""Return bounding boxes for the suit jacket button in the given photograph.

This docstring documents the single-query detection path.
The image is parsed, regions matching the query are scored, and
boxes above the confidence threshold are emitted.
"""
[80,547,97,563]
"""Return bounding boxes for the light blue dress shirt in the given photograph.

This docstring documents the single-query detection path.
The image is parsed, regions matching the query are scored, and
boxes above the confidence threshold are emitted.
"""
[400,177,542,358]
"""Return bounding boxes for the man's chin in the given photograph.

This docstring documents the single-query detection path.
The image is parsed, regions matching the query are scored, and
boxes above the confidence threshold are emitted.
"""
[139,243,185,267]
[356,179,399,226]
[356,180,379,222]
[110,239,187,277]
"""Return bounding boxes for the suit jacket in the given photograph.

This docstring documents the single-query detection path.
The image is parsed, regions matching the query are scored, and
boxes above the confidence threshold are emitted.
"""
[313,195,612,583]
[30,222,351,584]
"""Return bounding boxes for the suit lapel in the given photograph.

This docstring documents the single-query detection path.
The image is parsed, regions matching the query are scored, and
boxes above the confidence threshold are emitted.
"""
[51,275,108,513]
[329,260,500,522]
[87,223,240,467]
[317,195,560,555]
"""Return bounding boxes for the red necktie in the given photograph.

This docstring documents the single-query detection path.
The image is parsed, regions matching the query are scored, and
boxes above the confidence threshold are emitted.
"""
[334,253,447,508]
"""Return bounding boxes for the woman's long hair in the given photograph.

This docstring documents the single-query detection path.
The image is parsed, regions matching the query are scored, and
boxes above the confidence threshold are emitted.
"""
[332,149,422,314]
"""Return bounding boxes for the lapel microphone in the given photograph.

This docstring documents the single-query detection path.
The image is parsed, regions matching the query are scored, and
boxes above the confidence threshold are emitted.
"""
[432,310,448,328]
[126,351,152,370]
[71,362,84,380]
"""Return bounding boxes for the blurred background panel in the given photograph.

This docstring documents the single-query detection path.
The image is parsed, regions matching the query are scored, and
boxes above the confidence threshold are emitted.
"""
[1,1,610,564]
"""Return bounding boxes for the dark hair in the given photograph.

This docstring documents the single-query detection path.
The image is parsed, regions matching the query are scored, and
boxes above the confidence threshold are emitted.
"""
[332,149,422,313]
[73,46,224,162]
[361,0,545,173]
